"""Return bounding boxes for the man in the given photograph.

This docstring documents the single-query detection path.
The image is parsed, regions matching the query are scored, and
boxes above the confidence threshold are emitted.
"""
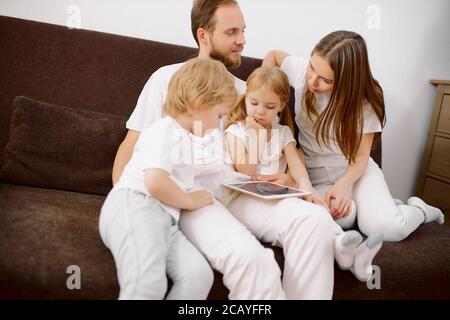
[112,0,335,299]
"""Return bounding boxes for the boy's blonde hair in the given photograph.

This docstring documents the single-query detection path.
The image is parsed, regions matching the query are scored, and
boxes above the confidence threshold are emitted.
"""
[225,66,294,134]
[164,58,237,117]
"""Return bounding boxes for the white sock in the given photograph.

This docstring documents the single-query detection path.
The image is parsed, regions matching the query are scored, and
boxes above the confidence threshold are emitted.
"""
[407,196,445,224]
[334,230,363,270]
[393,198,404,206]
[350,232,384,282]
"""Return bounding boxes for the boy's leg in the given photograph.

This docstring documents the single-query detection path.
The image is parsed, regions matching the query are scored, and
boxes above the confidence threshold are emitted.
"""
[165,227,214,300]
[99,189,171,299]
[227,195,336,300]
[179,200,285,300]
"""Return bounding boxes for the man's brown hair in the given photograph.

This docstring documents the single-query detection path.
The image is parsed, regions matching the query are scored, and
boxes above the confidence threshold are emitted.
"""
[191,0,239,46]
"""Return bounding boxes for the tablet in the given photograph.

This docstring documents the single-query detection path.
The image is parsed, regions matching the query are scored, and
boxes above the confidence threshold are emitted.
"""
[222,181,311,200]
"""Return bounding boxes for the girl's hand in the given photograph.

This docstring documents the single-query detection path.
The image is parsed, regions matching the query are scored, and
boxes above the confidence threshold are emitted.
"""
[245,116,265,130]
[325,185,352,220]
[251,173,296,188]
[186,190,214,211]
[301,188,330,211]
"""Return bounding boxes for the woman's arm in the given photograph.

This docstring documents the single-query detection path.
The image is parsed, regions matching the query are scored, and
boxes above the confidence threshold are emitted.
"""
[326,133,374,217]
[334,133,374,190]
[262,50,289,67]
[144,169,213,211]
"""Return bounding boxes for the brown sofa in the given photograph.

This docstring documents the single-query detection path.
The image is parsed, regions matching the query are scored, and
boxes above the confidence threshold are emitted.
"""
[1,16,449,300]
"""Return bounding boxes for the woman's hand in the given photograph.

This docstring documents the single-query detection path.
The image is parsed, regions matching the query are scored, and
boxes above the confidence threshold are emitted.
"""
[325,184,352,220]
[251,172,296,188]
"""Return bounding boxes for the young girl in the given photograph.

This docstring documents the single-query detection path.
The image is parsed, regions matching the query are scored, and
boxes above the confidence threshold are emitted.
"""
[262,30,444,243]
[224,66,383,281]
[99,58,237,299]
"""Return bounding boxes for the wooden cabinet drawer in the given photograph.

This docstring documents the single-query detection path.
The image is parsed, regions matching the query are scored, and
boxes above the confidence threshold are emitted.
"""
[437,94,450,134]
[422,177,450,215]
[429,136,450,179]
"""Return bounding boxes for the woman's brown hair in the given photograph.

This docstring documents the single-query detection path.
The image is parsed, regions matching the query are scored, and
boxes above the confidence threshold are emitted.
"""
[303,30,386,163]
[225,66,295,134]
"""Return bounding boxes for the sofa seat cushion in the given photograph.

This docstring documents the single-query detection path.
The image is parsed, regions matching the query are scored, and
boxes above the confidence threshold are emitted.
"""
[1,183,450,299]
[0,96,127,196]
[0,183,119,299]
[332,223,450,299]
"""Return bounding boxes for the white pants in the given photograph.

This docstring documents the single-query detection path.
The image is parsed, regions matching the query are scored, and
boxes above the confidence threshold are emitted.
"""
[227,195,336,299]
[180,196,336,300]
[99,189,214,300]
[309,157,424,242]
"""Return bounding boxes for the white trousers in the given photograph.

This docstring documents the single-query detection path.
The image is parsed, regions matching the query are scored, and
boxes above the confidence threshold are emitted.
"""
[180,196,336,300]
[309,157,424,242]
[99,189,214,300]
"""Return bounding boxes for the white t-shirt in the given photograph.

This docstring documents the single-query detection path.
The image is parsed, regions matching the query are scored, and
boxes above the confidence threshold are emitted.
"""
[225,119,296,175]
[280,55,382,168]
[190,122,249,207]
[126,62,246,132]
[124,61,247,208]
[115,116,194,221]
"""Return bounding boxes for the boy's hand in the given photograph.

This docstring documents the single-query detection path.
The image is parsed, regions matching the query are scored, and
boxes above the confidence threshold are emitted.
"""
[186,190,214,211]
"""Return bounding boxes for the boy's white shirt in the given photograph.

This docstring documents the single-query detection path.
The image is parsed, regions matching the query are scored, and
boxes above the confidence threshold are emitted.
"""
[123,62,248,209]
[114,116,194,221]
[280,55,382,168]
[225,119,296,175]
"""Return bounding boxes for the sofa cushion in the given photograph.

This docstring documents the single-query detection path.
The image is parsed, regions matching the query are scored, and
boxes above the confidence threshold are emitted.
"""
[0,183,119,299]
[0,96,126,195]
[2,183,449,300]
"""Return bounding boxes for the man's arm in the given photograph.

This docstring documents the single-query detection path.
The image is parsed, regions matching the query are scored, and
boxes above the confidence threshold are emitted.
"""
[112,129,140,186]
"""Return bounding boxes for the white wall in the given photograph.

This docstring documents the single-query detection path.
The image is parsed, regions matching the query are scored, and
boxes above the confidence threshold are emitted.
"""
[1,0,449,200]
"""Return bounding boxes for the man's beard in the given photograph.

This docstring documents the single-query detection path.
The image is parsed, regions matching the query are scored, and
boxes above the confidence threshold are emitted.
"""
[209,44,241,70]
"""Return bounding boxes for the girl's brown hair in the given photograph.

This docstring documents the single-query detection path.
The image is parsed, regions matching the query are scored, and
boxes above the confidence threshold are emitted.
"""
[164,58,237,117]
[303,30,386,163]
[225,66,294,133]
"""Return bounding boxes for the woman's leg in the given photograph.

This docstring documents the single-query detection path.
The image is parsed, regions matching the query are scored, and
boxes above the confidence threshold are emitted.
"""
[354,158,425,242]
[165,228,214,300]
[314,181,382,281]
[227,195,335,300]
[179,200,285,300]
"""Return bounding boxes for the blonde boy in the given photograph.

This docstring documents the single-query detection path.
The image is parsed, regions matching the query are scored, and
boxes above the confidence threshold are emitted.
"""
[99,58,237,300]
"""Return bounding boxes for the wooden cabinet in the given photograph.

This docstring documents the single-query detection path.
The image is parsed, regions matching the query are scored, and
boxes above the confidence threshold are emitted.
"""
[416,80,450,223]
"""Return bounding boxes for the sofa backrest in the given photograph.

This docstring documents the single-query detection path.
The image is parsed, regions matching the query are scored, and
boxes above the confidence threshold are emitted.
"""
[0,15,381,194]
